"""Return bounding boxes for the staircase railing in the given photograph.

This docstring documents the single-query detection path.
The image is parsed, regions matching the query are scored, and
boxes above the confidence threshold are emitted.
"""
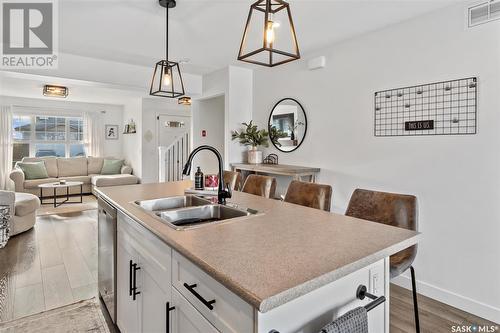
[159,131,190,182]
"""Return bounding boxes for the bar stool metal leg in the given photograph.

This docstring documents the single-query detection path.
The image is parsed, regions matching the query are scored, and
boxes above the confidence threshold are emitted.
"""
[410,266,420,333]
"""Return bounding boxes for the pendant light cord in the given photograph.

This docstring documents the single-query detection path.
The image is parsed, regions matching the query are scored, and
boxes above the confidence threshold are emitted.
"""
[166,4,169,61]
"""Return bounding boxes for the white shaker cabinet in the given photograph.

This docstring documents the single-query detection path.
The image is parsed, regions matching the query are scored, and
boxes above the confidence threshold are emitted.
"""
[140,266,170,333]
[116,241,140,333]
[117,211,173,333]
[169,289,219,333]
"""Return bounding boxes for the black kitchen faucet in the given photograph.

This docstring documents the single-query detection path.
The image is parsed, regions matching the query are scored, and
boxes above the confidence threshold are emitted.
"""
[182,145,232,204]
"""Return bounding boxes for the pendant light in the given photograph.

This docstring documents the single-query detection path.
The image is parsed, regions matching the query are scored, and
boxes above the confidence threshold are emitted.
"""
[178,96,192,105]
[238,0,300,67]
[150,0,185,98]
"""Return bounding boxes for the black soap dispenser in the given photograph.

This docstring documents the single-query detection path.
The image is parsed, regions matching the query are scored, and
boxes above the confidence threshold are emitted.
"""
[195,166,204,190]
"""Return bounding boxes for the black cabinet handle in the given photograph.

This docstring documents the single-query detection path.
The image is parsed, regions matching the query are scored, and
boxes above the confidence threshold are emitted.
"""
[166,301,175,333]
[183,283,216,310]
[129,260,133,296]
[132,262,141,300]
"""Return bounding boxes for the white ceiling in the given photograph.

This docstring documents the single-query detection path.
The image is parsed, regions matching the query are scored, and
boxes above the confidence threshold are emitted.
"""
[0,71,145,104]
[59,0,456,75]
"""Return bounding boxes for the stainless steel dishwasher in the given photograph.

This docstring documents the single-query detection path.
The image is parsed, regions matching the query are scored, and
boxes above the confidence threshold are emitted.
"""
[98,197,117,323]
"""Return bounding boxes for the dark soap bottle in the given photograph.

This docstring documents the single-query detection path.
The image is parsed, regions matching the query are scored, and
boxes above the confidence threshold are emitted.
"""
[195,166,204,190]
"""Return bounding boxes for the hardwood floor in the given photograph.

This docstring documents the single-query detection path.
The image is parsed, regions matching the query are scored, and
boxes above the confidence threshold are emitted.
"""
[0,209,98,322]
[390,284,499,332]
[1,207,497,332]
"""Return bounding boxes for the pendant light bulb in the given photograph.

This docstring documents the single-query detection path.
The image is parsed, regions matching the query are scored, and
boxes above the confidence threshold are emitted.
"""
[163,68,172,86]
[265,20,275,46]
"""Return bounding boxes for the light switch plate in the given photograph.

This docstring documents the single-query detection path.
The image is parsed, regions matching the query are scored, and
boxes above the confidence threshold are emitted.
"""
[371,272,380,295]
[369,265,384,295]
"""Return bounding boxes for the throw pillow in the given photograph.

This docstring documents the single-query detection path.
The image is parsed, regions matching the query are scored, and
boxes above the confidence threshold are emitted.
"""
[17,162,49,180]
[101,159,124,175]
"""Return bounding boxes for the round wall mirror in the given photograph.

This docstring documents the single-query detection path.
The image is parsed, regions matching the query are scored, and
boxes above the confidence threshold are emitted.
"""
[268,98,307,152]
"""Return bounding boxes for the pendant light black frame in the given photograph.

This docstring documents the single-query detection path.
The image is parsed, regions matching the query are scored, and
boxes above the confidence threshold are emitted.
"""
[150,0,185,98]
[238,0,300,67]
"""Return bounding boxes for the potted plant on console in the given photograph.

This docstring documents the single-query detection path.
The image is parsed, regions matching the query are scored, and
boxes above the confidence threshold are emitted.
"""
[231,121,269,164]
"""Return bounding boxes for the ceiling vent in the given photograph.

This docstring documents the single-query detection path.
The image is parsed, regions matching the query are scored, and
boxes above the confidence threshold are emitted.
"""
[468,0,500,27]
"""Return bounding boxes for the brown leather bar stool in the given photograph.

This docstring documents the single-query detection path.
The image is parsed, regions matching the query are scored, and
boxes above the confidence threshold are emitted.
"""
[345,188,420,333]
[284,180,333,211]
[241,174,277,199]
[223,170,242,191]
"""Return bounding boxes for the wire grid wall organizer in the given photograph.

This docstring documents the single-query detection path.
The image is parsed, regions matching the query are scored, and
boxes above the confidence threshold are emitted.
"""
[374,77,477,136]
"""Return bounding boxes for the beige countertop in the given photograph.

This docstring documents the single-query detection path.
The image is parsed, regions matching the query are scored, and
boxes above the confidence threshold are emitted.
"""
[96,181,420,313]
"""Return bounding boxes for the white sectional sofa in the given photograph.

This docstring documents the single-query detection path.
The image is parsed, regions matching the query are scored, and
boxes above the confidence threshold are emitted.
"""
[10,156,139,196]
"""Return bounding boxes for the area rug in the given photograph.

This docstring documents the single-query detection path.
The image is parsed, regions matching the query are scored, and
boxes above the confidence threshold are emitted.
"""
[37,195,97,216]
[0,298,109,333]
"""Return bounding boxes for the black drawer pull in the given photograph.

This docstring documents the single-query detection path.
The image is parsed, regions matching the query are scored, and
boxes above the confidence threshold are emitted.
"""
[132,263,141,300]
[183,283,216,310]
[129,260,133,296]
[166,302,175,333]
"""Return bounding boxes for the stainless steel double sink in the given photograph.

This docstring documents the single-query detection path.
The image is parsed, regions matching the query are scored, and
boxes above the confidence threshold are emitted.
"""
[133,195,257,230]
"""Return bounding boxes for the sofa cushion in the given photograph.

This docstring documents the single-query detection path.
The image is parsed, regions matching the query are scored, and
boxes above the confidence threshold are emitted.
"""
[22,157,58,178]
[57,157,88,177]
[14,192,40,217]
[24,178,59,189]
[91,174,139,187]
[101,159,124,175]
[17,162,49,180]
[63,175,91,184]
[87,156,104,174]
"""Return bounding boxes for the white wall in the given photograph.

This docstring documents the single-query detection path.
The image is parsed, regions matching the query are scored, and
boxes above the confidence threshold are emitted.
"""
[227,66,253,165]
[122,99,143,177]
[0,95,124,158]
[201,66,253,169]
[251,3,500,323]
[192,96,225,174]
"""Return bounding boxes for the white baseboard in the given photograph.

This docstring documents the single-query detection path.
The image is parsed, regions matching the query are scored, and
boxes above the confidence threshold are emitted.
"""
[392,274,500,324]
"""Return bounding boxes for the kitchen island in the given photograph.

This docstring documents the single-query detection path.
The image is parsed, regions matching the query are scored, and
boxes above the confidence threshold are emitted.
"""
[96,181,420,333]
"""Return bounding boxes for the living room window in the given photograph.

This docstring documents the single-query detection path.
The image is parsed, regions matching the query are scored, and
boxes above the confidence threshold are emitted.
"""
[12,114,85,166]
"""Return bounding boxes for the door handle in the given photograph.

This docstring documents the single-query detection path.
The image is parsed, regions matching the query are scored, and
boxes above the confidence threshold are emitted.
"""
[183,283,216,310]
[132,263,141,300]
[166,301,175,333]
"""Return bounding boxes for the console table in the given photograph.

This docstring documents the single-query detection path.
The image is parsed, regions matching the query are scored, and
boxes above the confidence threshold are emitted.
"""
[231,163,320,183]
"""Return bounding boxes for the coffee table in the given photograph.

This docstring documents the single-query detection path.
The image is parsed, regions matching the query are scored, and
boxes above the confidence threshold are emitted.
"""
[38,181,84,208]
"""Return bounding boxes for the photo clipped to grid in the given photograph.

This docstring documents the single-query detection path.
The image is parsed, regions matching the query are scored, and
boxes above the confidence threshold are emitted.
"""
[374,77,477,137]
